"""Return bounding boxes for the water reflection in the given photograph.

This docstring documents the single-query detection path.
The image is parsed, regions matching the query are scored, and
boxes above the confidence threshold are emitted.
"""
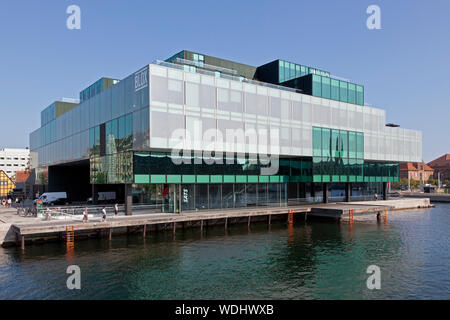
[0,205,448,300]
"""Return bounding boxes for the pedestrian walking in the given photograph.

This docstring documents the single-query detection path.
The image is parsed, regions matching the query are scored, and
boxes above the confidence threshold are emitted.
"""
[114,203,119,216]
[101,207,107,221]
[83,207,88,222]
[7,198,12,208]
[374,193,378,201]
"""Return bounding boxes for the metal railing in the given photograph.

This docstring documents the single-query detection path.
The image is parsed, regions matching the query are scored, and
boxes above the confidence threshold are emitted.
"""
[33,203,167,221]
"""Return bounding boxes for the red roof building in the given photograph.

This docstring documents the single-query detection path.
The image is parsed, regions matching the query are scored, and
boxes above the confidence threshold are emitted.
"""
[428,154,450,181]
[399,162,434,181]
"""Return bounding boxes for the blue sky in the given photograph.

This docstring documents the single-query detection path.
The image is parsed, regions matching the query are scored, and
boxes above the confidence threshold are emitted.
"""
[0,0,448,162]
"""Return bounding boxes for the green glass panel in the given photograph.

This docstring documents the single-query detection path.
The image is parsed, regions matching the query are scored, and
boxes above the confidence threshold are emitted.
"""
[340,130,348,158]
[150,175,166,183]
[313,175,322,183]
[247,175,258,183]
[321,77,331,99]
[134,174,149,184]
[167,175,182,183]
[322,128,331,158]
[312,74,322,97]
[182,175,196,183]
[197,175,210,183]
[356,85,364,106]
[339,81,348,102]
[270,176,280,183]
[210,175,223,183]
[301,66,307,76]
[280,176,290,183]
[331,79,340,101]
[331,129,340,158]
[349,132,356,158]
[290,63,295,80]
[259,176,269,183]
[223,175,235,183]
[348,83,356,104]
[279,60,284,83]
[341,175,348,182]
[357,133,364,159]
[235,175,247,183]
[313,127,322,157]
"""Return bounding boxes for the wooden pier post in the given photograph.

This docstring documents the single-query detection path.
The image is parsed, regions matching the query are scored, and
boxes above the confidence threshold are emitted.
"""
[21,235,25,250]
[109,228,112,241]
[268,214,271,225]
[248,216,251,229]
[200,220,203,232]
[143,224,147,238]
[225,218,228,230]
[173,222,176,235]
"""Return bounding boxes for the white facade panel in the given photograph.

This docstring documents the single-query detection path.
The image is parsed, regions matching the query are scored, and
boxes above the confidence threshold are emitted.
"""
[148,64,422,163]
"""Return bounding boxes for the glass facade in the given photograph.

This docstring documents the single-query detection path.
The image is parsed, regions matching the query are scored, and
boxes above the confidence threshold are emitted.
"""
[279,60,330,83]
[312,127,399,183]
[30,68,149,172]
[132,182,288,210]
[313,75,364,105]
[133,152,312,184]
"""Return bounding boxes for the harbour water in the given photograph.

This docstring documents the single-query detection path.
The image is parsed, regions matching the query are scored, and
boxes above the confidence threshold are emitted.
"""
[0,204,448,300]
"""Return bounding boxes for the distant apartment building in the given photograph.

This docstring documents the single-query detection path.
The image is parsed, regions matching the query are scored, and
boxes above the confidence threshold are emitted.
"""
[399,162,434,181]
[428,154,450,181]
[0,148,30,179]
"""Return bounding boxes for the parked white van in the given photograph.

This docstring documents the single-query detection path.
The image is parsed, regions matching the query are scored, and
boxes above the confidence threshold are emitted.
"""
[34,192,69,206]
[87,191,116,204]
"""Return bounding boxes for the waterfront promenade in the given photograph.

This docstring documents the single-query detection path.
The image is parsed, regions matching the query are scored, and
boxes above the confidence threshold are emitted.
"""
[0,198,432,248]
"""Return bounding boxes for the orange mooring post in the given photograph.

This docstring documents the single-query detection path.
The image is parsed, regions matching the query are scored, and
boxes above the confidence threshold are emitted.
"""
[288,209,294,225]
[383,210,388,224]
[349,209,354,224]
[66,226,75,248]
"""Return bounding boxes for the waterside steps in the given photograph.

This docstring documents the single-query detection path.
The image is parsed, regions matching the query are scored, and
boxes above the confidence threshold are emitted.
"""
[6,198,432,248]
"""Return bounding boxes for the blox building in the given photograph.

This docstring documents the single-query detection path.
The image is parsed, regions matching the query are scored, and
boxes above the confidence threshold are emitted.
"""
[30,50,422,213]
